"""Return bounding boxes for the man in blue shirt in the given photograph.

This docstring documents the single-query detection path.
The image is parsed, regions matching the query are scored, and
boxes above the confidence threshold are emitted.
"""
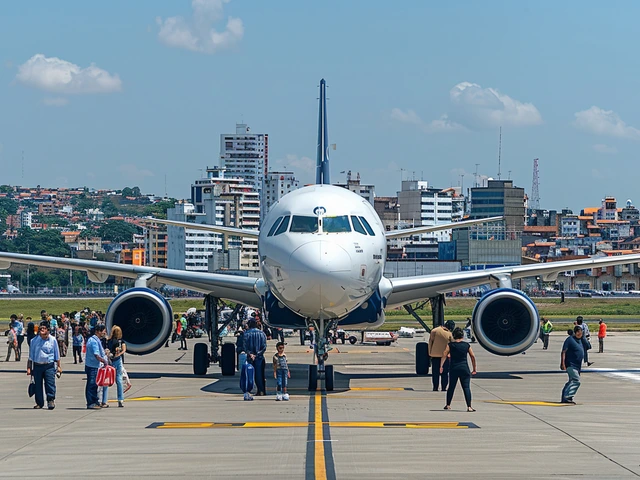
[84,324,109,409]
[560,326,585,404]
[243,318,267,397]
[27,322,62,410]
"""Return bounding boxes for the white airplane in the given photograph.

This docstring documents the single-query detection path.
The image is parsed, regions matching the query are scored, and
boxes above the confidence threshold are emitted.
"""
[2,79,640,391]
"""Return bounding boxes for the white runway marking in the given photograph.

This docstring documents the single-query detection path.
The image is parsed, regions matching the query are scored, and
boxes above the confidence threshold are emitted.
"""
[590,368,640,383]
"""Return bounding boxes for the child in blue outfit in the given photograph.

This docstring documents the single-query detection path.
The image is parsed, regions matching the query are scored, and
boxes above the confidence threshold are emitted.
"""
[272,342,290,401]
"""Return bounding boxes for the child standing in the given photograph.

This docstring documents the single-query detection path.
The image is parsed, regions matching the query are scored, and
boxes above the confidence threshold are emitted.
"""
[273,342,290,401]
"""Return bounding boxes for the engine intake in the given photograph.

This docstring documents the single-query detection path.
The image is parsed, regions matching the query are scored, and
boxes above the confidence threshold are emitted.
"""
[472,288,539,356]
[105,288,173,355]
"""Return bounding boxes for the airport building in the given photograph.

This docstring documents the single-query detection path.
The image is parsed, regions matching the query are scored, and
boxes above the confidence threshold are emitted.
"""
[264,171,300,215]
[219,123,268,220]
[470,179,525,231]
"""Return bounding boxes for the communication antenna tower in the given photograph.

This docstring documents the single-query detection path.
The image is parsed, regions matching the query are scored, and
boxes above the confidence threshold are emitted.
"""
[22,150,24,179]
[497,127,502,180]
[474,163,480,187]
[531,158,540,210]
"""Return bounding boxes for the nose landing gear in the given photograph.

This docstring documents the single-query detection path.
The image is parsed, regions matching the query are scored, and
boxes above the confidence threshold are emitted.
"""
[307,318,335,391]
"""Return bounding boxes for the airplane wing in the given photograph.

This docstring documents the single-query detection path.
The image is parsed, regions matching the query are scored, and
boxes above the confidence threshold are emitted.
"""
[0,252,263,308]
[145,218,260,239]
[385,216,503,239]
[385,253,640,307]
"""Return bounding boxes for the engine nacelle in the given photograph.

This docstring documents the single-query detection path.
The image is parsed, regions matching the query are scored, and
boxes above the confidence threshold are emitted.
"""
[105,288,173,355]
[472,288,539,356]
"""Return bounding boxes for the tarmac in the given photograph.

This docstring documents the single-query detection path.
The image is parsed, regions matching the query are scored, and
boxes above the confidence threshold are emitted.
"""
[1,331,640,479]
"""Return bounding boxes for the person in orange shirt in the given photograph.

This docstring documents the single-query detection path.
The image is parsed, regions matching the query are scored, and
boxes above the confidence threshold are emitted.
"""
[598,319,607,353]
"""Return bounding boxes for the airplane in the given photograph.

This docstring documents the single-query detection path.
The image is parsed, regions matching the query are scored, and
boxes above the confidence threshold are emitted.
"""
[2,78,640,392]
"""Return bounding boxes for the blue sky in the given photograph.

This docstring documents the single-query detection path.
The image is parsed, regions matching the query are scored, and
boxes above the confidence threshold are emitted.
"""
[1,1,639,211]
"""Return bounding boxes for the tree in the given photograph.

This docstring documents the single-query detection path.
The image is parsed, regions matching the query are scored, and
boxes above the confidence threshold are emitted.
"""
[143,199,177,220]
[101,198,119,217]
[122,186,141,197]
[0,197,18,231]
[98,220,140,243]
[76,195,97,213]
[0,185,14,194]
[2,228,70,257]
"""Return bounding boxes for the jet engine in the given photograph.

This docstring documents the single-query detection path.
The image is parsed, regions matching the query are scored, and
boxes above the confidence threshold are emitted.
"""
[105,288,173,355]
[472,288,539,356]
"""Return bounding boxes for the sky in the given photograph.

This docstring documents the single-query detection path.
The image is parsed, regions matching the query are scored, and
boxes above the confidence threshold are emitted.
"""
[1,0,639,212]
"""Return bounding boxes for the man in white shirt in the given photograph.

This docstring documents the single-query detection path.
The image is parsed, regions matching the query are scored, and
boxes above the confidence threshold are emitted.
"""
[27,322,62,410]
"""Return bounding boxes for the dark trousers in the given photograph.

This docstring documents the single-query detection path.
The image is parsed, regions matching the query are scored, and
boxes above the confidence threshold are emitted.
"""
[250,355,266,394]
[446,367,472,408]
[17,335,24,357]
[180,334,187,350]
[33,363,56,407]
[6,343,19,361]
[581,337,590,364]
[599,338,604,353]
[73,345,83,363]
[542,333,550,349]
[85,366,99,407]
[430,357,450,391]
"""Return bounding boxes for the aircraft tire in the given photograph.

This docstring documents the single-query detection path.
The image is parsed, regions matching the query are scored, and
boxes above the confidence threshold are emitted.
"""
[300,330,305,346]
[220,342,236,376]
[308,364,318,391]
[348,336,357,345]
[325,365,334,391]
[415,342,429,375]
[193,343,209,375]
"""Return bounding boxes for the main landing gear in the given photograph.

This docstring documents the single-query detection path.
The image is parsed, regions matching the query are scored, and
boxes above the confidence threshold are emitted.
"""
[193,295,242,376]
[307,319,335,391]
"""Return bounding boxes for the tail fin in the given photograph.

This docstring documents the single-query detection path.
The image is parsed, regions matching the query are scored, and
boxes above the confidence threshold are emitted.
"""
[315,79,331,185]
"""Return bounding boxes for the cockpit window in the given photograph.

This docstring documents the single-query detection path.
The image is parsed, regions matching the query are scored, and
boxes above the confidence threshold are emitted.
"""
[351,215,367,235]
[274,215,290,235]
[290,215,318,233]
[267,216,284,237]
[359,216,375,236]
[323,215,351,233]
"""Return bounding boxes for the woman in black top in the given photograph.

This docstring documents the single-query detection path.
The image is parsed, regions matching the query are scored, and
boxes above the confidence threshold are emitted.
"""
[441,327,477,412]
[26,321,36,347]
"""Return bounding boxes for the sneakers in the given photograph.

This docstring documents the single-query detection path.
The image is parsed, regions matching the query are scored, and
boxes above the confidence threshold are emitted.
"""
[47,400,55,410]
[276,394,282,401]
[33,405,43,409]
[101,403,109,408]
[118,401,124,408]
[243,393,254,401]
[87,404,101,410]
[283,393,289,401]
[587,362,594,367]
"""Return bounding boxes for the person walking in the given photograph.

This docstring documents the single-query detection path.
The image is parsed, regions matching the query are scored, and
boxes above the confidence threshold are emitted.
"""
[598,319,607,353]
[6,322,19,362]
[244,318,267,396]
[575,316,593,366]
[179,313,188,351]
[107,325,127,408]
[442,327,477,412]
[72,326,84,364]
[560,326,584,404]
[541,318,553,350]
[272,342,290,401]
[84,324,109,409]
[14,314,25,359]
[428,320,454,391]
[25,320,36,348]
[26,322,62,410]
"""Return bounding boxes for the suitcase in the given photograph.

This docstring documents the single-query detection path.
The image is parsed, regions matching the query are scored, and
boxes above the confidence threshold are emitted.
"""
[238,353,247,371]
[96,365,116,387]
[240,361,254,393]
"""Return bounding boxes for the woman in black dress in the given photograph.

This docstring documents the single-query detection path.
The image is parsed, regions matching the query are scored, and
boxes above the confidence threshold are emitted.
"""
[441,327,477,411]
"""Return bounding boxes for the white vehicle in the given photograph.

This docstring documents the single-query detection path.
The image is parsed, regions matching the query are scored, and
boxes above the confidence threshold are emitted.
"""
[2,79,640,391]
[398,327,416,338]
[363,331,398,346]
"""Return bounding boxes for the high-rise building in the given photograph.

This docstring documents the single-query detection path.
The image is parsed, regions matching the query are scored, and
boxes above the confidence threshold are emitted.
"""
[144,226,168,268]
[264,171,300,214]
[397,180,455,243]
[219,123,268,220]
[333,171,375,205]
[470,179,525,232]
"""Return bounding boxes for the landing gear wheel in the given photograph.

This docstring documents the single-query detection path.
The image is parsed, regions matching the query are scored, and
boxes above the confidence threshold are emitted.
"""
[348,336,357,345]
[325,364,334,391]
[308,364,318,391]
[416,342,429,375]
[220,342,236,376]
[193,343,209,375]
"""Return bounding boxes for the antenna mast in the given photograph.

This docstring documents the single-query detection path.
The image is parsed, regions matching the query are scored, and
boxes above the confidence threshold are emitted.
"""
[497,127,502,180]
[531,158,540,210]
[474,163,479,187]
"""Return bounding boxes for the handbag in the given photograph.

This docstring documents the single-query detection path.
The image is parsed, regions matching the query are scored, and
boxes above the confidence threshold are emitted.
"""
[28,376,35,397]
[96,365,116,387]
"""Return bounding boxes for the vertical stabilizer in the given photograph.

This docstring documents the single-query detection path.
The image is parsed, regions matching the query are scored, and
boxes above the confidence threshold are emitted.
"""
[315,79,331,185]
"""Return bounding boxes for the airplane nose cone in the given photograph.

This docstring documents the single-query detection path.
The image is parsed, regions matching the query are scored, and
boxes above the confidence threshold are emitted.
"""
[289,241,351,273]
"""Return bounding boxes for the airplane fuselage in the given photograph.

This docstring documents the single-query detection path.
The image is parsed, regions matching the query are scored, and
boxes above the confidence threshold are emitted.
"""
[259,185,388,327]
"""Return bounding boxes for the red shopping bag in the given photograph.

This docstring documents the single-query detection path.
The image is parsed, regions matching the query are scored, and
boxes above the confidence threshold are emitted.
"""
[96,365,116,387]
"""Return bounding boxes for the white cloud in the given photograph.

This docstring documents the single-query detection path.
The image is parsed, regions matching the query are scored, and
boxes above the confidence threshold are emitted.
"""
[574,106,640,140]
[118,164,155,180]
[16,54,122,94]
[449,82,542,128]
[273,154,315,184]
[391,109,465,133]
[592,143,618,154]
[157,0,244,54]
[43,97,69,107]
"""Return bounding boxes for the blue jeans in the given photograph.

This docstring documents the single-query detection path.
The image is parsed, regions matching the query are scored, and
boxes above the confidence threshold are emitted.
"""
[250,356,266,394]
[112,357,124,402]
[275,369,288,392]
[33,363,56,407]
[562,366,581,401]
[85,366,99,407]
